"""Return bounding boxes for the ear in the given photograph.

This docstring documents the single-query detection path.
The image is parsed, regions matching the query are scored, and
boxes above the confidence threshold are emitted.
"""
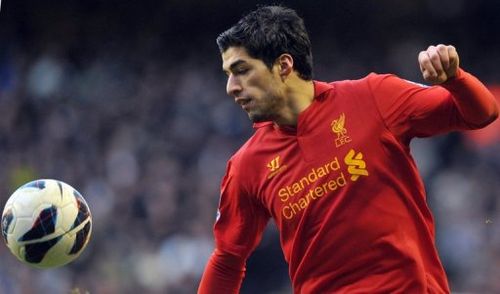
[276,54,294,79]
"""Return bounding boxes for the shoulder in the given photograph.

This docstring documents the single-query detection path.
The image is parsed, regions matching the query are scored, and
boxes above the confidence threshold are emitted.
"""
[316,74,390,93]
[327,73,429,95]
[229,122,274,166]
[224,123,276,194]
[331,73,395,86]
[364,72,429,88]
[314,74,389,99]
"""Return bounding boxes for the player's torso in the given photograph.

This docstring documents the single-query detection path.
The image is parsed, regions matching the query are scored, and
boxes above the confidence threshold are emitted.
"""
[258,107,373,220]
[245,80,448,293]
[249,81,388,246]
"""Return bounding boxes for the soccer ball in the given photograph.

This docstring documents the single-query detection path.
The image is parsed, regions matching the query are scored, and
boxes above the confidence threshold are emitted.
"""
[1,179,92,269]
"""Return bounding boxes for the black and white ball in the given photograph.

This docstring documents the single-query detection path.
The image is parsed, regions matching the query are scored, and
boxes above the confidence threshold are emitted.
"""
[1,179,92,269]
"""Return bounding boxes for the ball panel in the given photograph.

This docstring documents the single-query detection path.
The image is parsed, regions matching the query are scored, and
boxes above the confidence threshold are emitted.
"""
[23,235,62,263]
[56,181,64,199]
[71,192,91,230]
[12,217,37,239]
[39,230,83,268]
[1,209,14,244]
[19,205,58,242]
[21,180,46,190]
[70,221,92,255]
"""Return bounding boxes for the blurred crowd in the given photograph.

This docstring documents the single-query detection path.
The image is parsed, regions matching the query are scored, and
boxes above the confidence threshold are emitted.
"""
[0,1,499,293]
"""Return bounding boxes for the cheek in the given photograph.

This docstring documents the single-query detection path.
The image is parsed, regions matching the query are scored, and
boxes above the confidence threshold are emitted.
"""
[250,76,279,96]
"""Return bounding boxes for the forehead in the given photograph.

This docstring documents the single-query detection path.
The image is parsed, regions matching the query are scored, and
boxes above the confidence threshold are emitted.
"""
[221,47,259,70]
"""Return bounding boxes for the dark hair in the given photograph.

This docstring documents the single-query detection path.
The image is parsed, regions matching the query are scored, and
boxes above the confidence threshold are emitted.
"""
[217,5,313,80]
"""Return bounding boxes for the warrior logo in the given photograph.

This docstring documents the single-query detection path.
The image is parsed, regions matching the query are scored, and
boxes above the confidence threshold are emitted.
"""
[267,156,287,179]
[267,156,281,172]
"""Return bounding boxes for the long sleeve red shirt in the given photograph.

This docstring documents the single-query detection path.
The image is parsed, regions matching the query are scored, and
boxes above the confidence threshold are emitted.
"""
[198,69,498,293]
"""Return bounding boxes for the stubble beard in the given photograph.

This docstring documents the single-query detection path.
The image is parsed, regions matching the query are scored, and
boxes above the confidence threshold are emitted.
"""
[249,111,273,123]
[248,92,284,123]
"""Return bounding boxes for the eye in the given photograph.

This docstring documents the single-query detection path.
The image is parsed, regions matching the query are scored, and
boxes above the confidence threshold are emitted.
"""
[234,67,249,75]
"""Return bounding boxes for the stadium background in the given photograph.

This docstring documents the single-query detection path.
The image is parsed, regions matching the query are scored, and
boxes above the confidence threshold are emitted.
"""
[0,0,499,293]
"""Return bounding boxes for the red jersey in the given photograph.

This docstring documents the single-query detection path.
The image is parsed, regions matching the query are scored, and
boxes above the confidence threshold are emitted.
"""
[199,69,498,293]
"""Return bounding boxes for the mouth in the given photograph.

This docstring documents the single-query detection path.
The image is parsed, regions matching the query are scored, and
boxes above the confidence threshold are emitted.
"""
[235,97,252,110]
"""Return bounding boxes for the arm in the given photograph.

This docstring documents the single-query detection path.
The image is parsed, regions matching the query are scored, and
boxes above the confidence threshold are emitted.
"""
[198,249,247,294]
[369,44,498,143]
[418,44,498,127]
[198,161,269,294]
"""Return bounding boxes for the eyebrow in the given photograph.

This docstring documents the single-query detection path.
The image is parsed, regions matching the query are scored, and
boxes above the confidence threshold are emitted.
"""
[223,59,247,73]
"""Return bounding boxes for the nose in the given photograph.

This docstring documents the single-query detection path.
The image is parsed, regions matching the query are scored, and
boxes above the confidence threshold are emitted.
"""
[226,75,242,97]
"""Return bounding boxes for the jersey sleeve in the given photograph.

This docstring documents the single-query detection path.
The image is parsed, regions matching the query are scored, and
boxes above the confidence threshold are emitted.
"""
[198,159,270,294]
[367,68,498,144]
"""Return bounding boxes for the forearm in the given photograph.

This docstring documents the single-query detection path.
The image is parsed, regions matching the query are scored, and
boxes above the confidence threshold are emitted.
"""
[441,68,499,128]
[198,249,247,294]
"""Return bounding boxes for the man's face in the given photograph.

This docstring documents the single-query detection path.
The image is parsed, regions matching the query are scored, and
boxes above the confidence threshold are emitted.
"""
[222,47,284,122]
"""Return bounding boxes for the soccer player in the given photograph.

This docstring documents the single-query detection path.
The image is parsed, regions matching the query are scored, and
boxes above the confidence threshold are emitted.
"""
[198,5,498,294]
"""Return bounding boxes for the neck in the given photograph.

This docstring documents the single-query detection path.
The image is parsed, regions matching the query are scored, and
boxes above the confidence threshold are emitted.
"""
[274,77,315,126]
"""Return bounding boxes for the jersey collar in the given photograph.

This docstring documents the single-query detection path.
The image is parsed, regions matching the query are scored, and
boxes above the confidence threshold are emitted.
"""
[313,80,334,98]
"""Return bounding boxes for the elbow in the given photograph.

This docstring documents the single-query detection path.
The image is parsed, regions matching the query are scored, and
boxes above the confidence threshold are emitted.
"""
[467,103,499,129]
[485,100,499,126]
[482,92,500,126]
[492,101,499,121]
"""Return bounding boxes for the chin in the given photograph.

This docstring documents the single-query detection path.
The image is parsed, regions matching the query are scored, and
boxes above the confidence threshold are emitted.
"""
[249,113,273,123]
